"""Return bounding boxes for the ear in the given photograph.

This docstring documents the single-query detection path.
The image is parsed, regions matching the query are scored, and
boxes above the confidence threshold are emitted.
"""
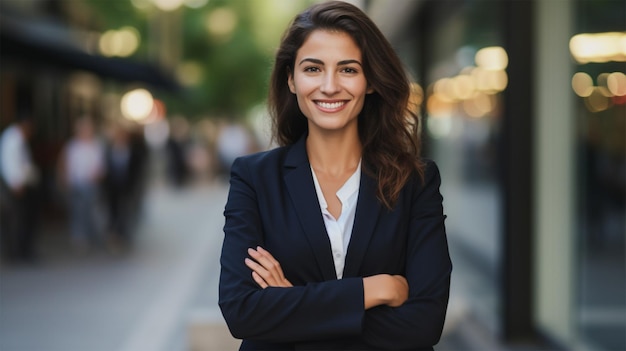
[366,85,375,94]
[288,74,296,94]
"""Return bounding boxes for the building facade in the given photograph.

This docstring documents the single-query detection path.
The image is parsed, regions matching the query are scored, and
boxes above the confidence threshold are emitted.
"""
[366,0,625,350]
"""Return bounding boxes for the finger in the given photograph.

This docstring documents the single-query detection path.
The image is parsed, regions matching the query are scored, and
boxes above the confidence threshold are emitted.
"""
[248,248,282,278]
[252,271,268,289]
[247,247,293,287]
[245,257,269,276]
[248,247,277,269]
[245,257,278,285]
[256,246,277,263]
[255,247,286,279]
[245,257,263,272]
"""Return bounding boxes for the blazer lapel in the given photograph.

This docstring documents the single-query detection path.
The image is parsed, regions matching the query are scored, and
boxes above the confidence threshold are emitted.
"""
[283,136,337,281]
[343,171,382,277]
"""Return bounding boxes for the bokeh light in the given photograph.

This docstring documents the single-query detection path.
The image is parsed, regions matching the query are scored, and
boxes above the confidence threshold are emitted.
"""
[475,46,508,71]
[607,72,626,96]
[152,0,185,12]
[121,88,154,122]
[205,7,238,41]
[184,0,209,9]
[99,27,140,57]
[584,87,612,112]
[176,61,204,87]
[408,82,424,114]
[569,32,626,63]
[571,72,594,97]
[426,45,508,121]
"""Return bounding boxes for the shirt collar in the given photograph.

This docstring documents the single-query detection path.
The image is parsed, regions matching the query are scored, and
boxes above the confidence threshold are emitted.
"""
[310,159,361,210]
[336,160,361,204]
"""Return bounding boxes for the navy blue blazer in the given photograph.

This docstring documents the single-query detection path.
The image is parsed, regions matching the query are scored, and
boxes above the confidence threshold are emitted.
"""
[219,136,452,350]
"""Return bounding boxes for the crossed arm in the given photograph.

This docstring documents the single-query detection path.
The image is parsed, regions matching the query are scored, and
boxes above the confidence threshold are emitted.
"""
[220,157,451,348]
[245,246,409,309]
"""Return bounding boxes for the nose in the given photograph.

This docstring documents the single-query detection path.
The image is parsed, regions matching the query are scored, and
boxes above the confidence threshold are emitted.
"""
[320,72,340,95]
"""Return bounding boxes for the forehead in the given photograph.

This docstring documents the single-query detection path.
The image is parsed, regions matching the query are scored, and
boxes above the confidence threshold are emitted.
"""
[296,30,362,61]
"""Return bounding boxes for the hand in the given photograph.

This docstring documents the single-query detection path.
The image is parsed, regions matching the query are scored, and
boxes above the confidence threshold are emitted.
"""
[387,275,409,307]
[245,246,293,289]
[363,274,409,309]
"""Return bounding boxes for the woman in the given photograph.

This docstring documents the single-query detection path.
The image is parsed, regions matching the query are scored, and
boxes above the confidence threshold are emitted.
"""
[219,2,452,350]
[59,116,105,251]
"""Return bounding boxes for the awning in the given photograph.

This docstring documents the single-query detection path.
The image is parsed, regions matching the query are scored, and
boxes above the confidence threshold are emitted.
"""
[0,10,180,92]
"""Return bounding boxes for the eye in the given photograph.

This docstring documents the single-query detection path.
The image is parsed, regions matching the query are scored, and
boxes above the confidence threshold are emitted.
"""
[303,66,321,73]
[341,67,359,74]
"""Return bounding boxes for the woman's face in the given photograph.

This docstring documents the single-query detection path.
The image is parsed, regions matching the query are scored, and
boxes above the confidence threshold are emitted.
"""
[288,30,373,135]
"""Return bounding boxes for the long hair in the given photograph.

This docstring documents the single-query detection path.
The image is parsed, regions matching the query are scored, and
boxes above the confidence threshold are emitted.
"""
[268,0,424,209]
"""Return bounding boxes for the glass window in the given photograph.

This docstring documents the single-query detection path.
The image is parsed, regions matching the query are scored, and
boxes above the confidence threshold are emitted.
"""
[421,0,505,336]
[573,1,626,350]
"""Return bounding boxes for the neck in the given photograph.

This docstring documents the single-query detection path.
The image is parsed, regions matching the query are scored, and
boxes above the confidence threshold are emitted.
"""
[306,129,361,176]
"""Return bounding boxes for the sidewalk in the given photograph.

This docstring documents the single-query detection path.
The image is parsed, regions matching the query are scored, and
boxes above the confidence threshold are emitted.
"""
[0,180,238,351]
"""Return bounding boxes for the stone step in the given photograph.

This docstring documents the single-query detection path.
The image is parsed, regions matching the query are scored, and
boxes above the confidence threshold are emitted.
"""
[188,321,240,351]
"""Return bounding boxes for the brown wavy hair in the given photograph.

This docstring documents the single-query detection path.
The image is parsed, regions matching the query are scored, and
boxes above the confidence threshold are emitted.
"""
[268,0,424,209]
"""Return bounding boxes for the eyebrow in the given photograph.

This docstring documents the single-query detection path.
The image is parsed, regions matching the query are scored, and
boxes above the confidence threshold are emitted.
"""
[298,58,363,66]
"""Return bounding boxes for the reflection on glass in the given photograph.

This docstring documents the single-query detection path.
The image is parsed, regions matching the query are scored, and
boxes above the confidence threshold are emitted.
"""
[569,32,626,64]
[574,4,626,350]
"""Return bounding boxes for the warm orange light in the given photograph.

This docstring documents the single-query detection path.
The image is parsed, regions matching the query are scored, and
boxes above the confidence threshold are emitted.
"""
[121,89,154,121]
[607,72,626,96]
[408,83,424,113]
[570,32,626,64]
[475,46,508,71]
[433,78,456,102]
[584,88,612,112]
[571,72,594,97]
[427,93,455,117]
[463,93,495,118]
[452,75,475,100]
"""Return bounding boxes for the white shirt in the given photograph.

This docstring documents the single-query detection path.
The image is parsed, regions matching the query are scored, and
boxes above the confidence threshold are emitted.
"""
[311,161,361,279]
[0,125,38,190]
[217,124,252,166]
[65,138,105,186]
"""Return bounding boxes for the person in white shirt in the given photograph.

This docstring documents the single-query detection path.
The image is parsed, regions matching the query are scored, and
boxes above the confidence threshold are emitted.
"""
[0,115,39,262]
[58,116,105,251]
[216,122,254,175]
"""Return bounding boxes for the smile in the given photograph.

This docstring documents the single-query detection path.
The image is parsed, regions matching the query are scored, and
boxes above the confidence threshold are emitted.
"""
[315,101,347,110]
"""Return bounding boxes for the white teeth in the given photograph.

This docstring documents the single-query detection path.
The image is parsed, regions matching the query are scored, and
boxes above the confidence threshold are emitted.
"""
[316,101,345,109]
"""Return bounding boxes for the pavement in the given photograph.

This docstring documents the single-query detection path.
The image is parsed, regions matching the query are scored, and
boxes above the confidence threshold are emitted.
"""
[0,175,515,351]
[0,180,239,351]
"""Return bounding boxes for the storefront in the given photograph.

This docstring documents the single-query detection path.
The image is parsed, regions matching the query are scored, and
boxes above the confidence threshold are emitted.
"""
[0,2,178,221]
[368,0,625,349]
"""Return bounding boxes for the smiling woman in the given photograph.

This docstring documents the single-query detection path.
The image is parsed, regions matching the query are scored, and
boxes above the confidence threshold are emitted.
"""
[219,2,452,350]
[287,30,373,138]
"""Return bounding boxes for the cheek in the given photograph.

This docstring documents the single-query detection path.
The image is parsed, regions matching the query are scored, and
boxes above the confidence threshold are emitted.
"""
[351,80,370,97]
[293,76,316,95]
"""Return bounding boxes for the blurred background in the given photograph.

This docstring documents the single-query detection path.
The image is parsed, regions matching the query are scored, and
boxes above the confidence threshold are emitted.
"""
[0,0,624,350]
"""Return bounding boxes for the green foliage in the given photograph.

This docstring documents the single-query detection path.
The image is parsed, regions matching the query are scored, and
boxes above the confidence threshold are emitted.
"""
[82,0,312,121]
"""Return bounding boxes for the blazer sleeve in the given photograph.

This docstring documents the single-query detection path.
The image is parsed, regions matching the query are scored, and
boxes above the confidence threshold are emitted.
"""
[361,160,452,349]
[219,156,365,343]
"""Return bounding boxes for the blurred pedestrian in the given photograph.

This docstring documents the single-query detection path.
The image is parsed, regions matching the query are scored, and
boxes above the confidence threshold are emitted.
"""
[215,121,254,177]
[102,123,146,249]
[219,2,452,350]
[0,113,40,263]
[58,116,105,252]
[165,116,191,188]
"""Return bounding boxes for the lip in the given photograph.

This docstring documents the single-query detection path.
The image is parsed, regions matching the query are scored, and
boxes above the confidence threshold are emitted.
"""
[314,100,348,112]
